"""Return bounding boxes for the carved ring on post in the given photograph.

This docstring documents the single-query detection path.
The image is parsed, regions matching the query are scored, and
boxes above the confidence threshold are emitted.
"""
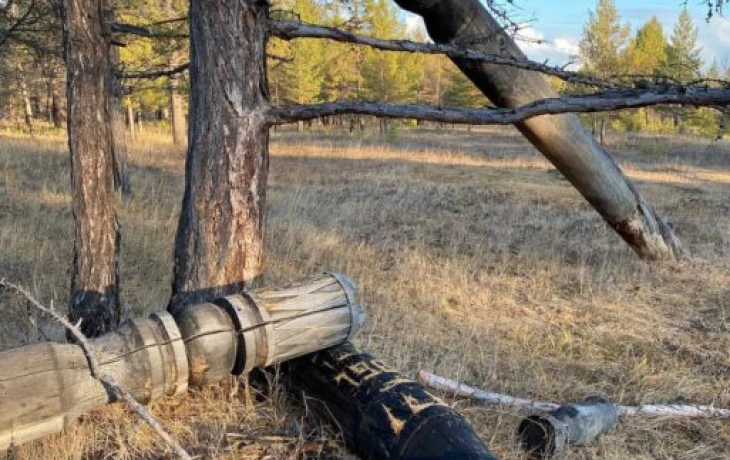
[214,293,273,375]
[324,271,363,341]
[150,311,189,397]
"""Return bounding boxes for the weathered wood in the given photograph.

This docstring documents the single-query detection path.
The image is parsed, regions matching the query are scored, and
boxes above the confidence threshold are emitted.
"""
[169,0,270,311]
[62,0,120,336]
[0,311,185,449]
[0,274,363,450]
[266,88,730,126]
[216,272,364,374]
[285,342,497,459]
[393,0,682,261]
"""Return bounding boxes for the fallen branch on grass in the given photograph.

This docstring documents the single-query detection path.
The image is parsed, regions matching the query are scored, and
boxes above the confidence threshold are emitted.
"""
[0,280,192,460]
[417,370,730,419]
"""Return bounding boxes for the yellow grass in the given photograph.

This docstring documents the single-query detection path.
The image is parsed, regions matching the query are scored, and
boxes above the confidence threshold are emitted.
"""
[1,125,730,459]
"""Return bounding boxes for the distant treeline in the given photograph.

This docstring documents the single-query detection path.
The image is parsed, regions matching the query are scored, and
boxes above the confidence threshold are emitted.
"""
[0,0,727,138]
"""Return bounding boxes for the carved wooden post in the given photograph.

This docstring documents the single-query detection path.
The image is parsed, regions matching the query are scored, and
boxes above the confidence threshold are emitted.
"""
[394,0,682,261]
[286,342,498,459]
[0,274,363,450]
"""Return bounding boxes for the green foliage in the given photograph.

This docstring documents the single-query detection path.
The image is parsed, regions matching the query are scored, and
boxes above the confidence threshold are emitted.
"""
[663,9,702,83]
[442,66,484,108]
[625,17,667,75]
[579,0,630,76]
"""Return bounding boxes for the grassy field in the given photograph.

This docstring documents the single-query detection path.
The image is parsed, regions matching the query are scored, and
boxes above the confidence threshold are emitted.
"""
[1,124,730,459]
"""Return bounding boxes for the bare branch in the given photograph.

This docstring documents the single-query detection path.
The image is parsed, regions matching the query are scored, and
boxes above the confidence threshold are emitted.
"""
[112,21,189,39]
[0,0,36,48]
[118,62,189,79]
[0,280,192,460]
[268,19,615,88]
[266,87,730,126]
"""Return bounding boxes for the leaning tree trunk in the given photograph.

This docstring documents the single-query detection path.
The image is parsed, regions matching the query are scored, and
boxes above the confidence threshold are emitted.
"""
[394,0,682,261]
[63,0,120,336]
[169,0,269,312]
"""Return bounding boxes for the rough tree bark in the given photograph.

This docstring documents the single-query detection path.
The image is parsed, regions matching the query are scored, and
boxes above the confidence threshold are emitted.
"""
[168,0,269,313]
[63,0,120,336]
[394,0,683,261]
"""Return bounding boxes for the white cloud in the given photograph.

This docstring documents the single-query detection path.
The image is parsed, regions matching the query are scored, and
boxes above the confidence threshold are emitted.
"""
[516,26,581,69]
[404,13,424,35]
[697,18,730,69]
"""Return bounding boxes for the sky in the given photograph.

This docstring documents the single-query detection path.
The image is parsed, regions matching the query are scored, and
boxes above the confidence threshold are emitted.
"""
[405,0,730,71]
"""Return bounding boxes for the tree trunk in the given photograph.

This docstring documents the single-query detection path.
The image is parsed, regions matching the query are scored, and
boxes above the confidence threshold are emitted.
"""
[169,76,186,145]
[19,76,35,136]
[51,89,62,128]
[106,6,132,197]
[63,0,121,337]
[169,0,269,313]
[394,0,682,260]
[126,100,135,139]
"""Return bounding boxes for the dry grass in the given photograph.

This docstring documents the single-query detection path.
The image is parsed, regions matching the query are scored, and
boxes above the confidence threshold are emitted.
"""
[1,124,730,459]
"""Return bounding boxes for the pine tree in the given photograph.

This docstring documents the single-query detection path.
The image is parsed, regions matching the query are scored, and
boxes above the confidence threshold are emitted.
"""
[442,65,483,108]
[359,0,419,134]
[664,9,703,132]
[664,9,702,84]
[579,0,630,141]
[625,17,667,75]
[579,0,630,76]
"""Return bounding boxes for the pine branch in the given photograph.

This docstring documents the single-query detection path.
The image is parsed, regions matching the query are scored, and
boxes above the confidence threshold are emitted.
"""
[0,280,192,460]
[266,87,730,126]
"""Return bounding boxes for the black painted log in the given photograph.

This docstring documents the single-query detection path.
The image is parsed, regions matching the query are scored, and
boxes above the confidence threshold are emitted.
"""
[517,398,619,458]
[393,0,682,261]
[286,342,498,460]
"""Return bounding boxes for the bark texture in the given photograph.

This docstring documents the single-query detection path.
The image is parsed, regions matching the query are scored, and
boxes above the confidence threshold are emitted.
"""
[394,0,682,260]
[63,0,120,336]
[169,76,186,144]
[169,0,269,312]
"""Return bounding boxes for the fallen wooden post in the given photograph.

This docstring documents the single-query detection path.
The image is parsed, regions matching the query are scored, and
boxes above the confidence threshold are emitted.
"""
[285,342,498,460]
[0,273,363,450]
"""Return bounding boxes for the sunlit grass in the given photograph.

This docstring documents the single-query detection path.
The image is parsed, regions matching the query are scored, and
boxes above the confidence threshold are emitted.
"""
[1,125,730,458]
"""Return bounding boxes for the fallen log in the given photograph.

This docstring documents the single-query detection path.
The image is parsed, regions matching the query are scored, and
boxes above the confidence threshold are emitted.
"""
[285,342,498,460]
[0,273,363,450]
[394,0,683,261]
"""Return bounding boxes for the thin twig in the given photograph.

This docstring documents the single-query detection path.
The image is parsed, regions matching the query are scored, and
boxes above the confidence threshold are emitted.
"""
[417,370,730,419]
[118,63,189,79]
[0,279,192,460]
